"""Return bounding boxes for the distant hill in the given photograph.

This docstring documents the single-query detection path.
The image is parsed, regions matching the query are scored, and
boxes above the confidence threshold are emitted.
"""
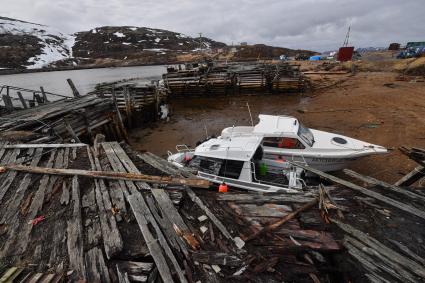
[73,26,226,59]
[0,16,73,69]
[233,44,316,60]
[0,16,316,70]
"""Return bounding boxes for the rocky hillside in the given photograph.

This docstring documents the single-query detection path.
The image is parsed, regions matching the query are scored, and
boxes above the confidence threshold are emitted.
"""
[233,44,316,60]
[0,16,316,70]
[0,16,74,69]
[73,26,226,59]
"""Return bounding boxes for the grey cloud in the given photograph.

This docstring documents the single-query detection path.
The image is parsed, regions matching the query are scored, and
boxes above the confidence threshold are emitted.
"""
[2,0,424,51]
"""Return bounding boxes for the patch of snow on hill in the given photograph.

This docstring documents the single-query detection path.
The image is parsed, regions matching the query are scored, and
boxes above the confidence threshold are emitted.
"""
[0,17,75,69]
[114,32,125,38]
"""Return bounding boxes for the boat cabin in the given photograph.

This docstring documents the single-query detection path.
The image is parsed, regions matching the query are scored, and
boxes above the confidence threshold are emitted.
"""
[185,135,302,193]
[221,114,315,150]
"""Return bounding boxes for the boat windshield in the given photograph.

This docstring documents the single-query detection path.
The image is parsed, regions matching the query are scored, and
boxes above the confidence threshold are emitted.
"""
[297,123,315,147]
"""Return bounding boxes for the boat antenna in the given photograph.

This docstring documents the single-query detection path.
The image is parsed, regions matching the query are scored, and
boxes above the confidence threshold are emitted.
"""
[204,124,209,139]
[246,102,254,126]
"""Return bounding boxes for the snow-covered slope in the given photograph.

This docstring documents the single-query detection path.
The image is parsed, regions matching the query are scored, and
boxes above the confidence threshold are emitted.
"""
[0,17,74,69]
[73,26,226,59]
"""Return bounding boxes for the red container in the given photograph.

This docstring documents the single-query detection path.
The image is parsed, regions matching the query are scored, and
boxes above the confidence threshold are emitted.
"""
[337,46,354,61]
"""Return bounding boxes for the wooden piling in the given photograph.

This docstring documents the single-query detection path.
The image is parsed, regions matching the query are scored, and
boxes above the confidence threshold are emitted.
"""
[67,79,81,98]
[16,92,28,109]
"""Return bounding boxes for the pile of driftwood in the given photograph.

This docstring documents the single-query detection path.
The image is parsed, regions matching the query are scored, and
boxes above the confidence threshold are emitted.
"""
[163,62,304,96]
[0,139,347,282]
[289,146,425,282]
[0,94,127,144]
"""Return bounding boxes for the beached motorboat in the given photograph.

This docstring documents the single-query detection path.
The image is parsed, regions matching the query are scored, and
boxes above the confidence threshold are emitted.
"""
[167,135,304,193]
[220,114,387,172]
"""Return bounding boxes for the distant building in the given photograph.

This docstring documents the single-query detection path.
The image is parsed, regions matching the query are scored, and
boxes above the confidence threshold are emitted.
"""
[388,43,400,50]
[240,42,248,46]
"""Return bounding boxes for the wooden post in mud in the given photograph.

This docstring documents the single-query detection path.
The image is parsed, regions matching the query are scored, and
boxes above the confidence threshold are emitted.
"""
[2,95,14,111]
[67,79,81,98]
[154,88,160,121]
[123,87,133,129]
[40,86,49,102]
[111,88,129,143]
[16,92,28,109]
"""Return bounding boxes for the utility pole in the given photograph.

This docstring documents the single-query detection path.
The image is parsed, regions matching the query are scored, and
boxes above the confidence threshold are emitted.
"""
[198,32,203,50]
[342,26,351,47]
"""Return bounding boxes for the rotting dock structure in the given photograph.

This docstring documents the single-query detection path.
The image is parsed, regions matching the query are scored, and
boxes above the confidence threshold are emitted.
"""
[0,70,424,282]
[163,61,305,96]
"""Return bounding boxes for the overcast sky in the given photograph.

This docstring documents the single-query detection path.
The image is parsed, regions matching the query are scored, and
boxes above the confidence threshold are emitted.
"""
[2,0,424,51]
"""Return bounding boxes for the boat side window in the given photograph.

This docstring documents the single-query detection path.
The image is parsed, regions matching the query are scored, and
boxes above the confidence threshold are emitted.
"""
[262,137,305,149]
[218,159,244,178]
[189,156,222,175]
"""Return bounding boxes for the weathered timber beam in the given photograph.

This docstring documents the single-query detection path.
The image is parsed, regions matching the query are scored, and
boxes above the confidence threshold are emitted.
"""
[67,78,81,98]
[245,197,318,242]
[399,147,425,167]
[290,162,425,221]
[343,169,425,203]
[394,165,425,187]
[1,164,210,188]
[3,143,87,149]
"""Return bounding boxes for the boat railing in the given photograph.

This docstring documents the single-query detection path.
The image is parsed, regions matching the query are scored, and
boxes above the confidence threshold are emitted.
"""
[175,144,195,153]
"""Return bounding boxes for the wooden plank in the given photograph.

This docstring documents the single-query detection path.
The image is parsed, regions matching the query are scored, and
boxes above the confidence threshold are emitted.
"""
[394,165,425,187]
[10,149,57,256]
[127,192,178,283]
[3,143,87,149]
[115,261,154,274]
[245,198,318,242]
[0,267,19,282]
[2,164,210,188]
[111,89,129,142]
[44,148,65,200]
[66,79,81,98]
[84,247,111,283]
[0,149,21,203]
[334,219,425,278]
[191,251,243,267]
[26,273,44,283]
[151,188,191,233]
[104,143,187,283]
[2,94,14,111]
[344,169,425,203]
[145,194,192,255]
[291,162,425,221]
[344,236,419,283]
[60,181,70,205]
[64,119,82,143]
[17,91,28,109]
[186,188,245,249]
[40,86,49,103]
[134,151,244,249]
[102,143,187,282]
[86,147,123,259]
[48,220,66,272]
[67,176,86,280]
[137,152,196,178]
[116,265,131,283]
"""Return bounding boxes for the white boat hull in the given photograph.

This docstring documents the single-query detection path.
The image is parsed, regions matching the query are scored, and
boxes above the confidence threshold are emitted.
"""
[262,153,356,173]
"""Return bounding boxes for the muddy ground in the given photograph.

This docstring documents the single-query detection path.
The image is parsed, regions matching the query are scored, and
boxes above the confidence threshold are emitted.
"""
[130,67,425,184]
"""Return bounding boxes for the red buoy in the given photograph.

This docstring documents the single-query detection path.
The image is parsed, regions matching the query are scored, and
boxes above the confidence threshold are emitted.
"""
[218,182,228,193]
